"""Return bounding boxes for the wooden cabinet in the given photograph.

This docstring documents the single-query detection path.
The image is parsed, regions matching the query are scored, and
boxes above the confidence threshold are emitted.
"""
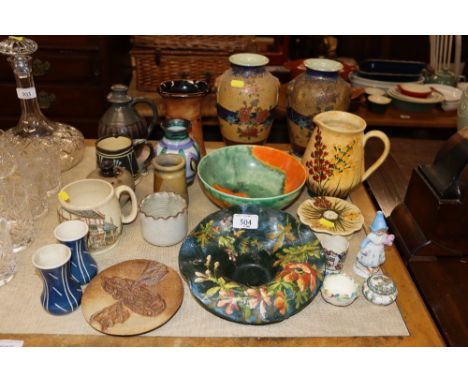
[0,36,131,138]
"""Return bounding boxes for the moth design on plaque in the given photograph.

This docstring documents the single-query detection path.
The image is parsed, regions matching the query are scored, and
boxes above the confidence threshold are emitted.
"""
[82,260,183,336]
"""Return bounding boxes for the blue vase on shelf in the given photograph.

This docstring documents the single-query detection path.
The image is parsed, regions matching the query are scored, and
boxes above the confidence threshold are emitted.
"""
[54,220,97,285]
[32,244,82,315]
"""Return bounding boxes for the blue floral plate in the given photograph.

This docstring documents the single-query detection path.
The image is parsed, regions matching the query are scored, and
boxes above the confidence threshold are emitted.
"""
[179,205,325,325]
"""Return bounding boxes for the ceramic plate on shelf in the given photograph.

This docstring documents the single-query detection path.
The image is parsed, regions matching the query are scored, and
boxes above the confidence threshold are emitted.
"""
[81,259,183,336]
[297,196,364,236]
[387,86,444,104]
[349,72,424,91]
[179,205,325,325]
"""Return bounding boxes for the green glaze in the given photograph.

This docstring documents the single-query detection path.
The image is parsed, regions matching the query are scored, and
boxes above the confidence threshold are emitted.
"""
[198,145,305,209]
[179,205,325,325]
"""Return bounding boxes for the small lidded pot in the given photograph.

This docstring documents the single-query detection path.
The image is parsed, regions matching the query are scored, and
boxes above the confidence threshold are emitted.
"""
[139,192,188,247]
[321,273,359,307]
[362,274,397,306]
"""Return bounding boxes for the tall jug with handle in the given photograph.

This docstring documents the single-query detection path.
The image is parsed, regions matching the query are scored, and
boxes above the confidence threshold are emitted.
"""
[302,111,390,198]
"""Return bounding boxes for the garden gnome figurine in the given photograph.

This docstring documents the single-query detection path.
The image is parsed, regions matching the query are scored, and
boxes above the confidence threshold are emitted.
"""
[353,211,395,278]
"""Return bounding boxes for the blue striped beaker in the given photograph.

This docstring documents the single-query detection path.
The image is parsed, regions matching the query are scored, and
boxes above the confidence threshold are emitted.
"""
[54,220,97,285]
[32,244,82,315]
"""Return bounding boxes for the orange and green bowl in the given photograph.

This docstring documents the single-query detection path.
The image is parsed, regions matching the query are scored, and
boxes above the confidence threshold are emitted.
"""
[197,145,306,209]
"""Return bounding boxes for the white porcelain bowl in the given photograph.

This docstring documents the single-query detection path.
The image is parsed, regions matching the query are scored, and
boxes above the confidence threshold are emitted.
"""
[430,84,462,102]
[321,273,359,307]
[139,192,188,247]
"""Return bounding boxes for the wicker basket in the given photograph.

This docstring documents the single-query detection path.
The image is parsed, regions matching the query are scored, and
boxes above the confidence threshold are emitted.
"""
[131,36,254,92]
[132,35,253,52]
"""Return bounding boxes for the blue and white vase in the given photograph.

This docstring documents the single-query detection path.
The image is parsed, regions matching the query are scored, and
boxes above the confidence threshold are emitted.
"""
[54,220,97,285]
[156,118,200,184]
[32,244,82,315]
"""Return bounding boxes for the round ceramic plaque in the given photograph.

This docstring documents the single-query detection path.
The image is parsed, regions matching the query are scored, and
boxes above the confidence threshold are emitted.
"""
[179,205,325,325]
[82,259,183,336]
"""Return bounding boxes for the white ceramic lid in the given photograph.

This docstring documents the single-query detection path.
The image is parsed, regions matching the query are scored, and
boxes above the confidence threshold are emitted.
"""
[322,273,358,295]
[366,274,397,297]
[304,58,343,72]
[229,53,269,67]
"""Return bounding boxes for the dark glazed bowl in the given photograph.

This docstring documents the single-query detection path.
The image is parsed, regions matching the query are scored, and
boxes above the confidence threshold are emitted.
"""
[179,205,325,324]
[159,80,209,98]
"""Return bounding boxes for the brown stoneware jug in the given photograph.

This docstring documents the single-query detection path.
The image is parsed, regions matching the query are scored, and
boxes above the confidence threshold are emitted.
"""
[98,84,158,140]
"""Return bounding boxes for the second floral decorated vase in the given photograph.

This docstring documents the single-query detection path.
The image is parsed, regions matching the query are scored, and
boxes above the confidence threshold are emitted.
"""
[287,58,351,155]
[302,111,390,198]
[216,53,279,145]
[179,205,325,325]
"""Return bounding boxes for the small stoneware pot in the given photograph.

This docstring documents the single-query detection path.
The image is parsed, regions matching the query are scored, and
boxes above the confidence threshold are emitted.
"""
[321,273,358,307]
[57,179,138,254]
[139,192,188,247]
[152,154,188,203]
[32,243,82,315]
[362,274,397,306]
[367,95,392,113]
[54,220,97,285]
[320,235,349,275]
[96,136,154,179]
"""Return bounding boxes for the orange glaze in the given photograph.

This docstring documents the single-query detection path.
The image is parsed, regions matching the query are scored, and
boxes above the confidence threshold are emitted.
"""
[251,146,305,193]
[213,184,249,198]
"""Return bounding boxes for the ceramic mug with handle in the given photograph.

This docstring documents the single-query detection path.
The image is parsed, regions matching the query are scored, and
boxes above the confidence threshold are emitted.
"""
[57,179,138,254]
[96,136,154,179]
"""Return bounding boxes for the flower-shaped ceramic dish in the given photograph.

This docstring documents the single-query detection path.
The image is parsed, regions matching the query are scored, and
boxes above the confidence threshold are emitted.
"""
[197,145,306,210]
[179,205,325,325]
[321,273,359,307]
[297,196,364,236]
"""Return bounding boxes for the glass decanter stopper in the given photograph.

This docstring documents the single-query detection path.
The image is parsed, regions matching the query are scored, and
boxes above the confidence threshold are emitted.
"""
[0,36,84,172]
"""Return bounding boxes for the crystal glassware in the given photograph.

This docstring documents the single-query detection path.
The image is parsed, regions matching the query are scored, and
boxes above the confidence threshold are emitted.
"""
[0,218,16,287]
[0,133,35,251]
[0,36,84,172]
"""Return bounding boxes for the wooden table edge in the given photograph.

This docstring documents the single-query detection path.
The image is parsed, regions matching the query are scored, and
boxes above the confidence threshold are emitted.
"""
[1,141,444,346]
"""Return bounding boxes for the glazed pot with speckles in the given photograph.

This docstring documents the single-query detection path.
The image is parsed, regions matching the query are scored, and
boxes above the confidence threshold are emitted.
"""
[216,53,279,145]
[287,58,351,156]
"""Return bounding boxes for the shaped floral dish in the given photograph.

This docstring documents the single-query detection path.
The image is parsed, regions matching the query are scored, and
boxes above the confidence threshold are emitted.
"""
[321,273,359,307]
[297,196,364,235]
[179,205,325,325]
[197,145,306,210]
[362,274,397,306]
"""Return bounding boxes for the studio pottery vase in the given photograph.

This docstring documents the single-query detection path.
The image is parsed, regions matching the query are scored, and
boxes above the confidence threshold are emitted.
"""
[98,84,158,140]
[216,53,279,145]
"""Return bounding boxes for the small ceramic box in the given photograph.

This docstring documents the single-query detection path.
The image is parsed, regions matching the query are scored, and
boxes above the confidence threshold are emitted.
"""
[362,274,397,306]
[139,192,188,247]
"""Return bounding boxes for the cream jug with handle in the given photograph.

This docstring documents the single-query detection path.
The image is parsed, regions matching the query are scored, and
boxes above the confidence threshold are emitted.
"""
[302,111,390,198]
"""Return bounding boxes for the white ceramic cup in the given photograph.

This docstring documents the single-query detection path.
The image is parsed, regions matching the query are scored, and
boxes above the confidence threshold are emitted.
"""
[57,179,138,254]
[139,192,188,247]
[320,235,349,275]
